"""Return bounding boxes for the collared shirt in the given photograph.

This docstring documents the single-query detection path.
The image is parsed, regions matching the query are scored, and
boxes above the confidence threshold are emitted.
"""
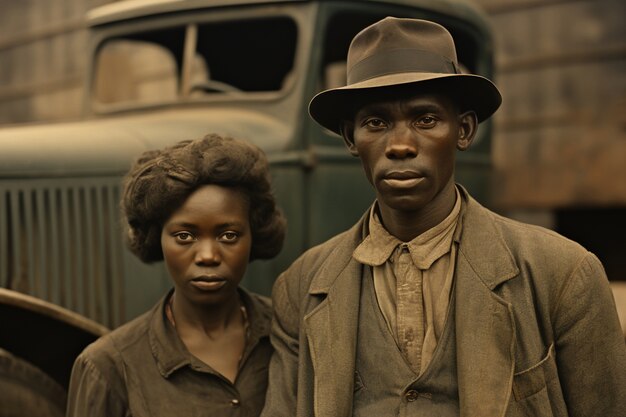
[353,187,462,375]
[66,287,273,417]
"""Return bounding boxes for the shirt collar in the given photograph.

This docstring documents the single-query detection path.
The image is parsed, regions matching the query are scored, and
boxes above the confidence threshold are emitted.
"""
[149,287,272,378]
[353,205,400,266]
[353,187,462,269]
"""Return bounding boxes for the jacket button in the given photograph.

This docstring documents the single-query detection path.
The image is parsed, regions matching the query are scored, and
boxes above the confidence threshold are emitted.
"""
[405,390,419,402]
[230,399,240,407]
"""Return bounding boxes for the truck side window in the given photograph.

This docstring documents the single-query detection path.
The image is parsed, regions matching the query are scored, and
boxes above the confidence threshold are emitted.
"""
[323,61,347,90]
[319,13,384,93]
[193,17,297,93]
[93,24,185,107]
[93,17,297,108]
[94,39,178,105]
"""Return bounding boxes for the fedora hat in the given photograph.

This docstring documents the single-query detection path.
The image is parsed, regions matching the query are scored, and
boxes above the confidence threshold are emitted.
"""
[308,17,502,135]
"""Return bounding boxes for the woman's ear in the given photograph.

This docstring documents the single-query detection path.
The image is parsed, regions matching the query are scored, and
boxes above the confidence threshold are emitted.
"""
[457,110,478,151]
[340,121,359,156]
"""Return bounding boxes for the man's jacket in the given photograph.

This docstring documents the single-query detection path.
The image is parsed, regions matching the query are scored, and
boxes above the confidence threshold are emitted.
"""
[261,189,626,417]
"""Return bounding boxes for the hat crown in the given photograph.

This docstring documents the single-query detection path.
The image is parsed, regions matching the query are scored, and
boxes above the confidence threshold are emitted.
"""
[347,17,459,84]
[308,17,502,134]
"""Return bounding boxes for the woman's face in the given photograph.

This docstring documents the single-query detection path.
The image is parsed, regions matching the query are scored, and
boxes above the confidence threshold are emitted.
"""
[161,184,252,307]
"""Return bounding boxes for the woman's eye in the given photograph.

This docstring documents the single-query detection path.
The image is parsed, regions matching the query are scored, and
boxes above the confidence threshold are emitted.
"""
[174,232,195,242]
[220,231,239,242]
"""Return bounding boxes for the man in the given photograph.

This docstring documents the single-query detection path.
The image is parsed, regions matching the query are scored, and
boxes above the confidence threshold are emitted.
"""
[261,17,626,417]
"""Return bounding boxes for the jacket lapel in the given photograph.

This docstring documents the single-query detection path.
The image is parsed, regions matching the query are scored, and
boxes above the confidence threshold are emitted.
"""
[304,216,367,417]
[455,194,520,417]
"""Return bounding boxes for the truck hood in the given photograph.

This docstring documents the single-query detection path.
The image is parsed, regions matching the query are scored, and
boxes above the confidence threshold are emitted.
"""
[0,107,292,177]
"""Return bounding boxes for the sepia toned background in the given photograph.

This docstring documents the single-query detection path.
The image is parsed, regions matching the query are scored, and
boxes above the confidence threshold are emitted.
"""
[0,0,624,282]
[0,3,623,413]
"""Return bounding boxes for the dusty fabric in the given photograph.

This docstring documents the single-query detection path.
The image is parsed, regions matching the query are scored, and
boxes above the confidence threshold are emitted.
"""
[353,189,460,374]
[261,186,626,417]
[67,288,272,417]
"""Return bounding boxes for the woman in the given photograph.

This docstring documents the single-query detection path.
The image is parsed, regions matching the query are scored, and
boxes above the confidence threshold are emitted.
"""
[66,134,286,417]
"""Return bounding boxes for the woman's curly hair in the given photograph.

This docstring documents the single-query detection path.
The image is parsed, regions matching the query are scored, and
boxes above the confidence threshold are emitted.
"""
[121,134,286,263]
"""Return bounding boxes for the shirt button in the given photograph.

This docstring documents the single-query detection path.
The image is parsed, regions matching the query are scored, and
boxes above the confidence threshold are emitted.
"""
[405,390,419,402]
[230,399,240,407]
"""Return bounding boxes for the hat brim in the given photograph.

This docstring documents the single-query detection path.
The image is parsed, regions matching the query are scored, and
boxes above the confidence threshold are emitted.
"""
[308,72,502,135]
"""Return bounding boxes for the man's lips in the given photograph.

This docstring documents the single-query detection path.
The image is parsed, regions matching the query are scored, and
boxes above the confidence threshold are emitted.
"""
[381,171,425,188]
[190,275,227,291]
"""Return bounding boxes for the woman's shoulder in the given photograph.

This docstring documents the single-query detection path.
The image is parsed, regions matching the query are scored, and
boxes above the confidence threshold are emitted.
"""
[242,289,272,318]
[66,307,160,417]
[247,291,271,309]
[77,307,154,369]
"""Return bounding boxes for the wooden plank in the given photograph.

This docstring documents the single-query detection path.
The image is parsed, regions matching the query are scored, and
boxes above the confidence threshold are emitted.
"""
[491,0,625,68]
[475,0,589,15]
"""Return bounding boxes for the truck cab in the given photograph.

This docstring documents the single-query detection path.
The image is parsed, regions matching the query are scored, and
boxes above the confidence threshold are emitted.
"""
[0,0,494,410]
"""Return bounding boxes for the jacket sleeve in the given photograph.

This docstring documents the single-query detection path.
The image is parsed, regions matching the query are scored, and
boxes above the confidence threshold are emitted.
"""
[66,349,129,417]
[552,252,626,416]
[260,260,304,417]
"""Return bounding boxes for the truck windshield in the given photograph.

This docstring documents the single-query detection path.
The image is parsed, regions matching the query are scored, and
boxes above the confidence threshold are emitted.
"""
[93,16,297,107]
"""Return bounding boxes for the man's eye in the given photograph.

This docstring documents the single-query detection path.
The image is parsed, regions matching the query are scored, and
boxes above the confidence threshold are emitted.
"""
[174,232,195,242]
[219,231,239,242]
[417,116,437,126]
[364,118,386,128]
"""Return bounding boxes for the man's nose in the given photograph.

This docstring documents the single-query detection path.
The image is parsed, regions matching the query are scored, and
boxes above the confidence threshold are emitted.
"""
[195,240,221,265]
[385,126,418,159]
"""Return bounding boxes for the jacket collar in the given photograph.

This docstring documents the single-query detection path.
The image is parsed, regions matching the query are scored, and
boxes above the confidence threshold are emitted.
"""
[456,186,519,289]
[307,212,369,295]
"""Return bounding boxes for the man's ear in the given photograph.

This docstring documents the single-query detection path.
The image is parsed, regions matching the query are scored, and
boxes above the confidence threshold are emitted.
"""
[340,121,359,157]
[457,110,478,151]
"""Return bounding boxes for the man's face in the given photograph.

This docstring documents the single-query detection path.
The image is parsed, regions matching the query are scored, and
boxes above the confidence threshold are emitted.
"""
[343,93,475,216]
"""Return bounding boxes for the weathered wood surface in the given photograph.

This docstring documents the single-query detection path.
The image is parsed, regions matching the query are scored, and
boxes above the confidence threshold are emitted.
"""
[475,0,626,207]
[0,0,109,124]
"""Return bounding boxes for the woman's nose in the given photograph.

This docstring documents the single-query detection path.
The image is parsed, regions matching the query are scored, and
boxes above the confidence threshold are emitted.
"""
[194,240,221,265]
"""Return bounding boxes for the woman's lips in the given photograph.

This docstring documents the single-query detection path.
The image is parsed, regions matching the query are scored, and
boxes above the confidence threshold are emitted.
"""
[190,276,227,291]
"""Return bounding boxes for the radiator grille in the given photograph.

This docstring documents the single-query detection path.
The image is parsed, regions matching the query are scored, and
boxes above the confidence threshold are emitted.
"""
[1,178,125,328]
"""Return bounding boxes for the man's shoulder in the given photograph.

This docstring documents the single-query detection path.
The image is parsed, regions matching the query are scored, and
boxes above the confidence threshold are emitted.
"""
[487,207,586,255]
[273,218,365,296]
[289,224,360,275]
[465,199,596,278]
[304,228,356,260]
[466,197,586,253]
[460,198,607,305]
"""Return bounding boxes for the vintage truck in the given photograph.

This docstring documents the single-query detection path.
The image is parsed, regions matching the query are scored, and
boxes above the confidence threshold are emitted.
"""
[0,0,495,413]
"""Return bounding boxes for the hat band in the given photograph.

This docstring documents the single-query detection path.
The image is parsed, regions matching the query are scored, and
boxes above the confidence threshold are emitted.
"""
[347,48,459,85]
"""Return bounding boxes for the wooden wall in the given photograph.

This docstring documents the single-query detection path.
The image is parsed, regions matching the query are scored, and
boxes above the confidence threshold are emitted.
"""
[0,0,112,124]
[475,0,626,208]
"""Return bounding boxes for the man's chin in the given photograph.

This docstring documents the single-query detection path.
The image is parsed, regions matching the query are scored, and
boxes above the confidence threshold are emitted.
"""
[378,195,431,213]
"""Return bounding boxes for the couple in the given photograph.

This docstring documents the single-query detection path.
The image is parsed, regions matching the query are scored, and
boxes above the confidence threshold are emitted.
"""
[66,17,626,417]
